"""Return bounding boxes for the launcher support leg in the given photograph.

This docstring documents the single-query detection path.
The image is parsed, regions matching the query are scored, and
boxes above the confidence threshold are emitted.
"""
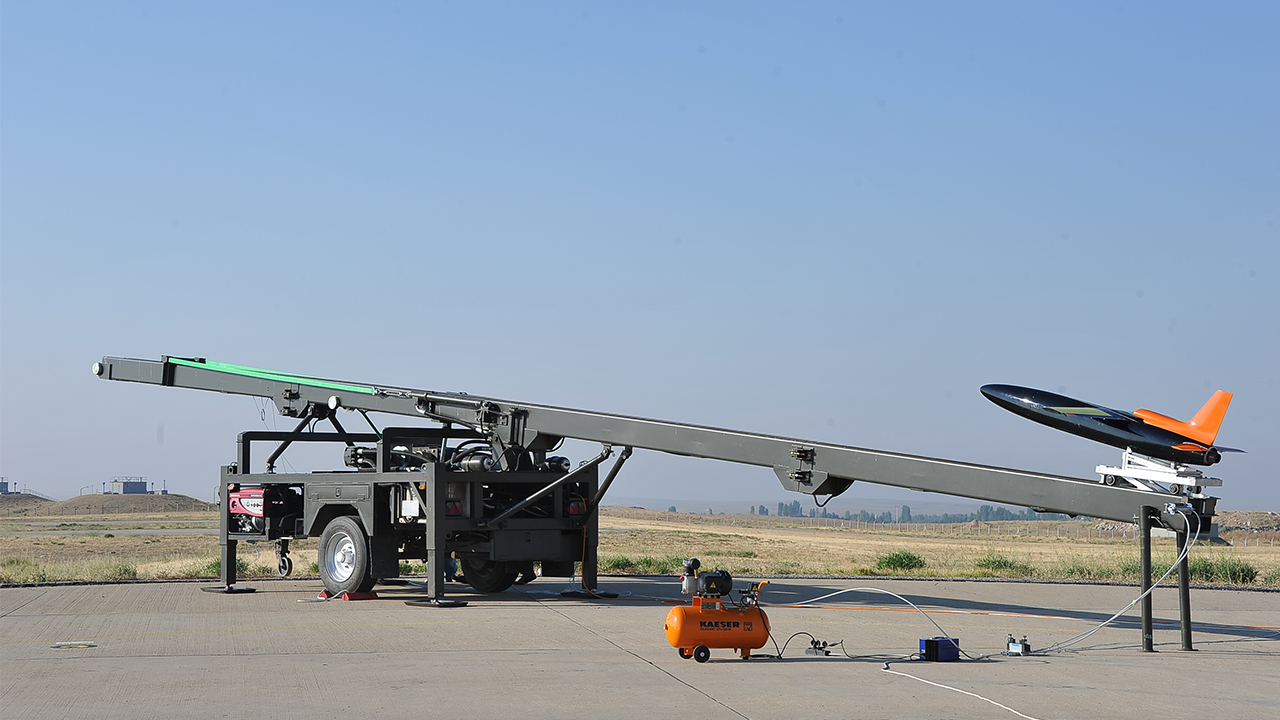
[1140,506,1154,652]
[220,477,236,586]
[202,476,254,593]
[583,513,598,590]
[221,538,237,585]
[1178,530,1194,651]
[426,547,443,600]
[403,473,466,608]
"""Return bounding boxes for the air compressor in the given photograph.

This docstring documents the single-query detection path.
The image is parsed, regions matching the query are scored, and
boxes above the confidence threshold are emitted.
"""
[665,558,770,662]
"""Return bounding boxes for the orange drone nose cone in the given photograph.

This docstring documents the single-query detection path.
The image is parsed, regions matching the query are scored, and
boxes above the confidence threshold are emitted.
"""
[1135,390,1233,447]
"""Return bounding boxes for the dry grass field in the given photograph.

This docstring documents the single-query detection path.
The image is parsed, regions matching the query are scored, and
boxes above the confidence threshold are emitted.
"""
[1,504,1277,586]
[595,508,1280,585]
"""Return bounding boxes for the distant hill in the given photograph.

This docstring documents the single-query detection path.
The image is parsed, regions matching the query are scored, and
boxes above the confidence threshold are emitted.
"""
[0,493,55,511]
[1216,511,1280,533]
[29,493,215,515]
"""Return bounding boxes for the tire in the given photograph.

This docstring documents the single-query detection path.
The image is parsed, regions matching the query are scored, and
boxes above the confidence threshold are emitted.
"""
[1168,484,1182,495]
[319,516,376,595]
[693,645,711,663]
[460,558,518,593]
[678,648,693,660]
[277,555,293,578]
[1104,475,1118,486]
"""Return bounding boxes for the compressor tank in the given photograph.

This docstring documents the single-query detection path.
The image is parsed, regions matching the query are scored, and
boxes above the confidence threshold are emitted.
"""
[665,597,770,659]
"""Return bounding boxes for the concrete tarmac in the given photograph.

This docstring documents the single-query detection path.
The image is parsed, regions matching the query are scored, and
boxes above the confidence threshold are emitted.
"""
[2,577,1276,719]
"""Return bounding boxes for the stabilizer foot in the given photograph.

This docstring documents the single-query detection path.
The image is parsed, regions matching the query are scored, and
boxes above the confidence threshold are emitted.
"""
[560,589,618,599]
[200,586,256,594]
[405,598,468,608]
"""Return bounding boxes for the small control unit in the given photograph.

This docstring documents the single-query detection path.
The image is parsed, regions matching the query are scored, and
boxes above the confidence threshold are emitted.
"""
[1006,634,1031,656]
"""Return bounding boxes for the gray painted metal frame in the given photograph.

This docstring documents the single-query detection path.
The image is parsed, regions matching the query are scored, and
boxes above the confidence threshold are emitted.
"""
[212,424,598,599]
[96,356,1212,531]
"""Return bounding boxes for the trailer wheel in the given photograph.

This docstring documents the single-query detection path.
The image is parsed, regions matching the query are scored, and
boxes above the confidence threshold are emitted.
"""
[678,648,693,660]
[1103,475,1118,486]
[277,555,293,578]
[319,516,375,595]
[693,645,711,663]
[460,558,518,593]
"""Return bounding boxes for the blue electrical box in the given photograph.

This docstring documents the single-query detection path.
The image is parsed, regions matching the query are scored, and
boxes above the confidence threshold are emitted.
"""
[920,637,960,662]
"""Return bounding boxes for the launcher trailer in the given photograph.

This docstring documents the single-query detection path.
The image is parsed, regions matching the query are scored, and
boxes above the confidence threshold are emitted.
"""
[94,356,1214,644]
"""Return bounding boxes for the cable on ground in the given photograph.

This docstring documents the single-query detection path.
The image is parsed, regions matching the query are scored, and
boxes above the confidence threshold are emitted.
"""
[772,508,1206,660]
[774,585,990,660]
[880,666,1043,720]
[1033,509,1199,655]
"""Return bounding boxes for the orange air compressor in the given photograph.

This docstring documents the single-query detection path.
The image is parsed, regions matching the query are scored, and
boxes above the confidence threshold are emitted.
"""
[665,559,770,662]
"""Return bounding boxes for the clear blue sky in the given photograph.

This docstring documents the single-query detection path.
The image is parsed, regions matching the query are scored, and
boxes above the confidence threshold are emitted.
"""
[2,2,1276,510]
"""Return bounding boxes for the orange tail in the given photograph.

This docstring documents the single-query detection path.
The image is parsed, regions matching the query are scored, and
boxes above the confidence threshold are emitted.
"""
[1134,390,1233,446]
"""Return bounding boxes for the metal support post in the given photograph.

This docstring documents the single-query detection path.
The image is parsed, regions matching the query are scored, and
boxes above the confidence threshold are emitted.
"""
[1140,506,1154,652]
[405,468,466,608]
[221,479,236,587]
[420,473,445,602]
[202,474,254,594]
[1177,529,1194,651]
[584,486,599,591]
[425,544,443,601]
[585,446,632,519]
[264,414,314,472]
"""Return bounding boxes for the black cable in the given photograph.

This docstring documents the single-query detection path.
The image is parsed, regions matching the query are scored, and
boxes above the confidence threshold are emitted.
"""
[827,640,910,661]
[881,653,923,668]
[767,630,782,656]
[773,631,817,657]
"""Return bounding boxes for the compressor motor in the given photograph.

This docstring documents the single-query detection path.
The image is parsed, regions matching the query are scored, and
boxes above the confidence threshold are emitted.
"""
[665,558,770,663]
[679,558,735,597]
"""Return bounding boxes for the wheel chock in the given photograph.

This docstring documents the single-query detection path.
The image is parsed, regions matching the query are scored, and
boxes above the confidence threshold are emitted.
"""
[340,591,379,601]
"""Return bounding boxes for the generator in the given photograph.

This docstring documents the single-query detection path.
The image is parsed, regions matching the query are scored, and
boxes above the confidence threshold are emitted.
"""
[228,485,303,536]
[665,558,770,662]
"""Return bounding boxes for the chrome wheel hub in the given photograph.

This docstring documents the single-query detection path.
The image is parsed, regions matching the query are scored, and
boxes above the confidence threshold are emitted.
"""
[326,532,356,582]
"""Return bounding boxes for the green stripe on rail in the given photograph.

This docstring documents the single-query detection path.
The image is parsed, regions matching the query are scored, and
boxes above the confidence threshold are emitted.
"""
[165,357,377,395]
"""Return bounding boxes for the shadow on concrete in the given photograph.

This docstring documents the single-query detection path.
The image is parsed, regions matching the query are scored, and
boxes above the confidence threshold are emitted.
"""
[342,576,1279,642]
[745,580,1278,641]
